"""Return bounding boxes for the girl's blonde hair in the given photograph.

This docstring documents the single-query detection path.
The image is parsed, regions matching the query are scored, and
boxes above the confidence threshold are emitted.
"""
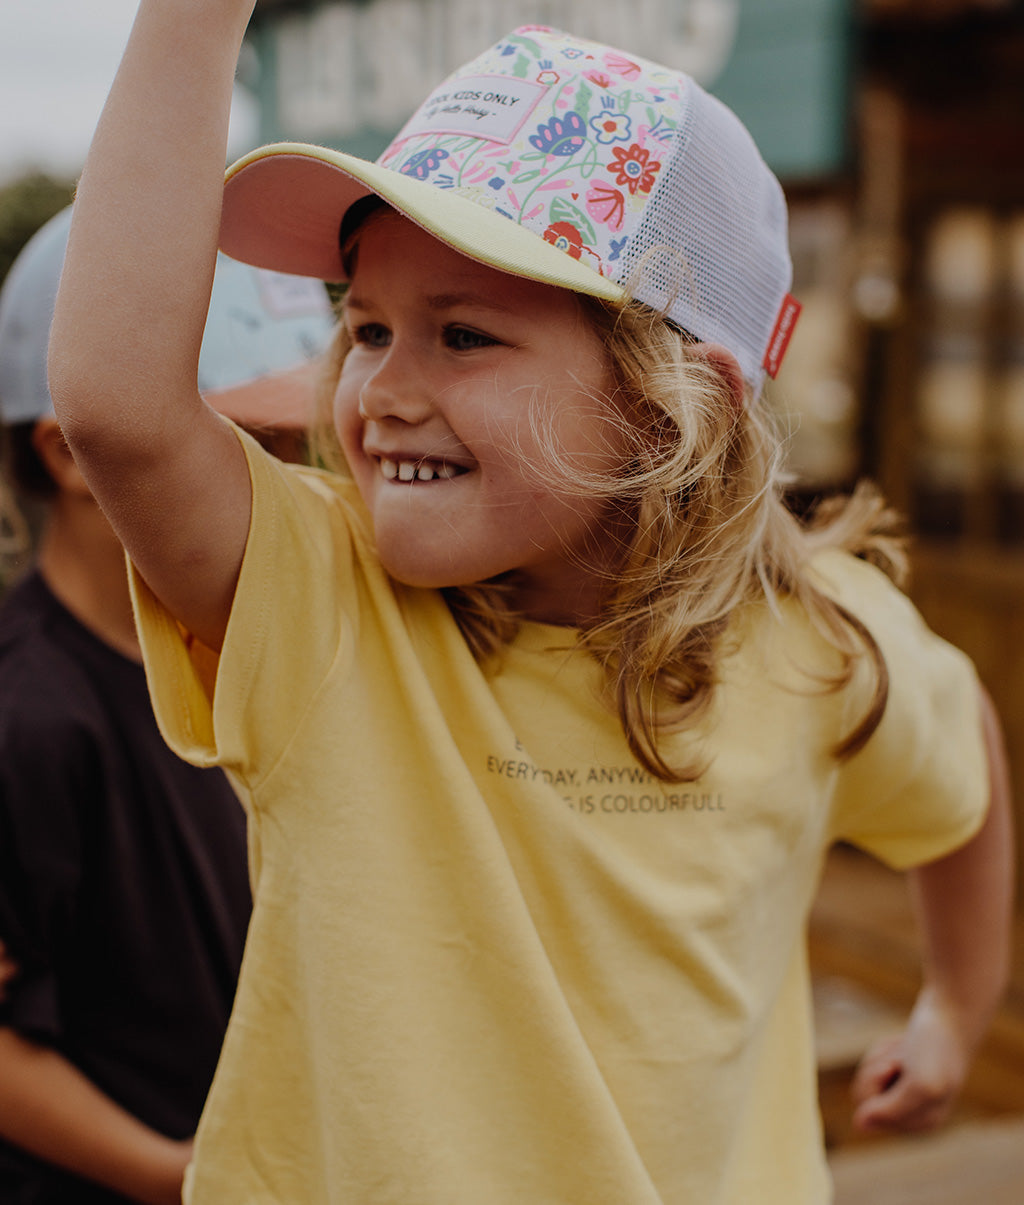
[314,292,905,783]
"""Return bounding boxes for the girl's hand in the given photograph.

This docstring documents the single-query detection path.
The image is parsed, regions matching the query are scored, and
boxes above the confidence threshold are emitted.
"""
[850,988,970,1133]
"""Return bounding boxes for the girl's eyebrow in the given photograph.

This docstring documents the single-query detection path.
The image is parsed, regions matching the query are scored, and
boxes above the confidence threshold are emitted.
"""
[343,291,515,315]
[424,291,516,314]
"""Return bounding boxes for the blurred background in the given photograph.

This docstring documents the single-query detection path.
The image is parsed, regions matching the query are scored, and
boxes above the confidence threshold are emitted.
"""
[2,0,1023,1197]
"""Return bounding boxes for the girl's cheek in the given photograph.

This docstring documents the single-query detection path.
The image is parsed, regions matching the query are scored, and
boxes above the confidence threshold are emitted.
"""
[332,370,361,429]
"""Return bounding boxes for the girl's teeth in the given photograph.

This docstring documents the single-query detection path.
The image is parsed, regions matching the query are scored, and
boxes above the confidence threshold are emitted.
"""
[380,458,459,482]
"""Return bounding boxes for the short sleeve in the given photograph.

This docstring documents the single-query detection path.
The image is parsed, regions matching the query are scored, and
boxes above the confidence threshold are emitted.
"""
[819,552,988,869]
[129,424,366,787]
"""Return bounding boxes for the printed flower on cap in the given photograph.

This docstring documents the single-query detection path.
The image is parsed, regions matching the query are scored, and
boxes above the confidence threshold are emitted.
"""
[529,112,587,157]
[603,51,642,79]
[586,183,626,233]
[589,104,633,145]
[608,144,661,195]
[543,221,584,260]
[399,147,450,180]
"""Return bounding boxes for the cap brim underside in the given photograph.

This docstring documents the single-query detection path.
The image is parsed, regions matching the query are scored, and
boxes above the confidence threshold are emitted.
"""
[221,142,624,302]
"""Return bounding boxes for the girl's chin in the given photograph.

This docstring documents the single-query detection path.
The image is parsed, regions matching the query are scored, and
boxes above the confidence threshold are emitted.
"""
[373,547,488,592]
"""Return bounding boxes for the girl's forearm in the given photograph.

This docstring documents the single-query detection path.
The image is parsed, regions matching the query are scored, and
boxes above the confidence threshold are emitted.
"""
[50,0,256,437]
[908,685,1015,1052]
[0,1027,192,1205]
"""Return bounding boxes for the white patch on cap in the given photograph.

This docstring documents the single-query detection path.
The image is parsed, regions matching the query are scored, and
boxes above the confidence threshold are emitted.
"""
[395,74,548,145]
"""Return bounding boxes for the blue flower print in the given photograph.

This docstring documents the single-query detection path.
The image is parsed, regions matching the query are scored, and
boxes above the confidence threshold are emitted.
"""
[589,99,633,146]
[398,148,450,180]
[609,236,628,262]
[529,112,586,157]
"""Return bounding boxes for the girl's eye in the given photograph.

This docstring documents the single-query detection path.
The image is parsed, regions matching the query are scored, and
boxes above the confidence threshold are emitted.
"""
[444,326,498,352]
[351,322,391,349]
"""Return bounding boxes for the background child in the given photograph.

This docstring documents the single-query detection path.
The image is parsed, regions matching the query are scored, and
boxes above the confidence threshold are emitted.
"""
[0,204,334,1204]
[48,9,1014,1205]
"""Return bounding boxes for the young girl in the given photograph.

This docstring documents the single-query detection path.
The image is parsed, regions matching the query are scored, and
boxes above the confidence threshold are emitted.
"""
[49,8,1013,1204]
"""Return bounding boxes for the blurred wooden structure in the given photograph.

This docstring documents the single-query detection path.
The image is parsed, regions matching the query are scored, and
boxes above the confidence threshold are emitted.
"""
[848,2,1024,895]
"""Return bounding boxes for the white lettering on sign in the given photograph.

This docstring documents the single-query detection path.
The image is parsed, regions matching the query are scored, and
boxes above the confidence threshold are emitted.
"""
[270,0,740,141]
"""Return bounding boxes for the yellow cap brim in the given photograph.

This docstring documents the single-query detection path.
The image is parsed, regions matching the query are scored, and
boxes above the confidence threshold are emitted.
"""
[222,142,625,302]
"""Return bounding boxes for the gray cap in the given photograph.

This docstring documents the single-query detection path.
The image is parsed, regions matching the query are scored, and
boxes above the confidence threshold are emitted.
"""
[0,205,336,425]
[0,207,72,423]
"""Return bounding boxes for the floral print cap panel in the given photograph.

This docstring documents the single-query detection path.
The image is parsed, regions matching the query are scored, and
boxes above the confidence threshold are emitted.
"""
[377,25,689,283]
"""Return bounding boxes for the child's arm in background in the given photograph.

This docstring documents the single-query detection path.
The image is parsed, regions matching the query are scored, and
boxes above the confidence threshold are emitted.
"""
[0,942,16,1001]
[48,0,258,651]
[0,1027,191,1205]
[852,684,1015,1132]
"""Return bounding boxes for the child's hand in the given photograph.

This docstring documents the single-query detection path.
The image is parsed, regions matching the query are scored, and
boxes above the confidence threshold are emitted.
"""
[850,990,970,1134]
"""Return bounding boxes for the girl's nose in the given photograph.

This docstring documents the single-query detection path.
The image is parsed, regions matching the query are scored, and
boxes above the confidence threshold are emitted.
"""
[357,348,434,425]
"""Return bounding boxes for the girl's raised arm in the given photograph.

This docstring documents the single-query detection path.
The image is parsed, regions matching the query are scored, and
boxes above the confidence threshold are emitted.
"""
[48,0,258,650]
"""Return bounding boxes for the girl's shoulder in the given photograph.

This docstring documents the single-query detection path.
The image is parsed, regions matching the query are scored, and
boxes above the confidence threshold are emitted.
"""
[805,547,926,640]
[727,546,963,700]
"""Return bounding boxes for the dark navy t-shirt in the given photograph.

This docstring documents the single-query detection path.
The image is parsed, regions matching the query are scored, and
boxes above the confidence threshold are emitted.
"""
[0,570,251,1203]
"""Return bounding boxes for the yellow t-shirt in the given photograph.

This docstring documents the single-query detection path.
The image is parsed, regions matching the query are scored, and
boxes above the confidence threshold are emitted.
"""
[131,428,987,1205]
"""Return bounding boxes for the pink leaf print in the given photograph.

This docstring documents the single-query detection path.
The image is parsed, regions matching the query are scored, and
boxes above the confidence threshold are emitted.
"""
[586,182,625,233]
[604,52,641,79]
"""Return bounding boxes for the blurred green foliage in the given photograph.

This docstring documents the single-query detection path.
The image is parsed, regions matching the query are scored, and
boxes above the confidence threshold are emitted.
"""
[0,172,74,594]
[0,171,75,288]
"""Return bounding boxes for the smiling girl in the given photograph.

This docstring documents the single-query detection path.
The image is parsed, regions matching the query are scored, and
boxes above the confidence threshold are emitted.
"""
[49,7,1013,1204]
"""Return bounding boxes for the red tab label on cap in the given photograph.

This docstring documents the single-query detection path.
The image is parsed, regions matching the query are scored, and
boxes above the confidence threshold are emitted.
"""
[762,294,802,379]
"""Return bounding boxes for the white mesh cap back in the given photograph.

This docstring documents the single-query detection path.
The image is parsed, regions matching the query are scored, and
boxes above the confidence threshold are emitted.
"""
[616,82,793,388]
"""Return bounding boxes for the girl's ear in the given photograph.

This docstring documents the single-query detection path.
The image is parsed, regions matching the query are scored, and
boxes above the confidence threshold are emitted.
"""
[692,343,746,411]
[30,418,92,497]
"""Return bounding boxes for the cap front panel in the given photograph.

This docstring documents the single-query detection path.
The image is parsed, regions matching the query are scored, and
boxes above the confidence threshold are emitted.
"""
[377,27,687,286]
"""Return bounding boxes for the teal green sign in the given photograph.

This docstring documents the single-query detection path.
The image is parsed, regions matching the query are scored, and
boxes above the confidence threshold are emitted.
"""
[713,0,853,179]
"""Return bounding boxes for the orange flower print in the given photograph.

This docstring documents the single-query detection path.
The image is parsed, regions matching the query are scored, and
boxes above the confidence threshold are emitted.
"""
[608,143,661,195]
[543,221,584,260]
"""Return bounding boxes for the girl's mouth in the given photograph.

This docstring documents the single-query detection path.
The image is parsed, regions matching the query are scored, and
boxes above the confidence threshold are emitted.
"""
[379,458,466,483]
